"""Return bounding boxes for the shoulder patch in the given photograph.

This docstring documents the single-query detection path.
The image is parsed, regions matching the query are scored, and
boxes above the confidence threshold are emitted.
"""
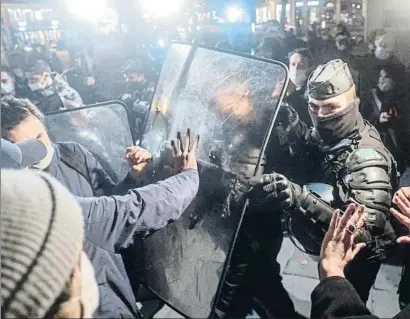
[355,148,381,160]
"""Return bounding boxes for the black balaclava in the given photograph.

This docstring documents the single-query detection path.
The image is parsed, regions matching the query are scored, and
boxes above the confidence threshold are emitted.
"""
[307,59,362,145]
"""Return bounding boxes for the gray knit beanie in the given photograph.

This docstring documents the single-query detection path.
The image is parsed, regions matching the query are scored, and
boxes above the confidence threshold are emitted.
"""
[1,170,84,318]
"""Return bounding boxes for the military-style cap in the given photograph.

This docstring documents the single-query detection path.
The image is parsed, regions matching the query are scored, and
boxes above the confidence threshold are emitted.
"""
[307,59,354,101]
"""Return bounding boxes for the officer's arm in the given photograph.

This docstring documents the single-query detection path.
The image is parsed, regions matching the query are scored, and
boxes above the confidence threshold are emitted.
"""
[339,148,394,236]
[77,169,199,253]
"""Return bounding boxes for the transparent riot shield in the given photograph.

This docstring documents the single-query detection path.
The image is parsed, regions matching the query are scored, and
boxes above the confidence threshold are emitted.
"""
[43,101,134,183]
[139,43,289,318]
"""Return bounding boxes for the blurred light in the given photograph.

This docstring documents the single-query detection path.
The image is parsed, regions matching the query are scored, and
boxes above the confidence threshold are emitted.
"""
[51,20,59,26]
[357,5,361,9]
[296,2,303,7]
[226,6,242,23]
[251,23,256,33]
[18,21,27,27]
[66,0,107,24]
[352,4,356,7]
[321,21,326,28]
[24,46,32,52]
[308,1,319,5]
[157,39,166,47]
[196,26,201,31]
[142,0,181,18]
[34,11,42,21]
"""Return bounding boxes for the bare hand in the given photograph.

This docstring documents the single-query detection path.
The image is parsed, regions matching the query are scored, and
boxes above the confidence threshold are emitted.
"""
[271,80,295,99]
[379,111,391,123]
[390,187,410,244]
[126,146,152,178]
[319,204,367,281]
[170,129,199,173]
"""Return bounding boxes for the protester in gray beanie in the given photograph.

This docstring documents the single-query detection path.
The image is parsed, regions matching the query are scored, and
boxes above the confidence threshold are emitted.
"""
[1,170,99,319]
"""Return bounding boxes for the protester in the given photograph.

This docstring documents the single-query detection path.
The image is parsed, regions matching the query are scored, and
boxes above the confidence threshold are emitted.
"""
[1,128,200,318]
[1,169,99,319]
[25,59,83,108]
[0,96,138,197]
[1,65,16,97]
[311,198,410,319]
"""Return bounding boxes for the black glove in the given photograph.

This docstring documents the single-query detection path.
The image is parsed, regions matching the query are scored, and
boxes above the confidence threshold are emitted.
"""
[248,172,302,211]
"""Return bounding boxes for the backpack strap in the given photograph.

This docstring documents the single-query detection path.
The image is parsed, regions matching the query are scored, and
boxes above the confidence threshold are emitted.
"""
[57,143,94,195]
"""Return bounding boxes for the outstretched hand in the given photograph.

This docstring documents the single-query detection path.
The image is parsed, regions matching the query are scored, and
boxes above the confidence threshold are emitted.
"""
[319,204,367,281]
[170,129,200,173]
[390,187,410,244]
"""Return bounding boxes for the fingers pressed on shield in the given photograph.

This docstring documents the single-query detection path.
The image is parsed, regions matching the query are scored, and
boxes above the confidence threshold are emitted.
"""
[274,174,285,181]
[171,140,178,157]
[190,134,200,153]
[336,203,357,236]
[390,208,410,228]
[177,131,183,155]
[250,174,270,186]
[184,129,191,154]
[263,182,277,193]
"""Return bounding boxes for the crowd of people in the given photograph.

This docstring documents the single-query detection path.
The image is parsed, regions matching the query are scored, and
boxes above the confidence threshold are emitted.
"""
[1,22,410,319]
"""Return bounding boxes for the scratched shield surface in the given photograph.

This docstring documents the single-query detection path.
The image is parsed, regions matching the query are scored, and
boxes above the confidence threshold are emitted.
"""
[140,43,287,318]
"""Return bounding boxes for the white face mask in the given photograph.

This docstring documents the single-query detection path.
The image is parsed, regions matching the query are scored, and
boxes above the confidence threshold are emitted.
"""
[289,68,308,88]
[79,252,99,318]
[28,81,47,92]
[31,143,54,170]
[1,82,15,94]
[378,77,394,92]
[375,46,392,60]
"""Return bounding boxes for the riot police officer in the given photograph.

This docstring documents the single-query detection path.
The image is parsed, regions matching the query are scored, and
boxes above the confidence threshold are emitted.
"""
[216,59,398,318]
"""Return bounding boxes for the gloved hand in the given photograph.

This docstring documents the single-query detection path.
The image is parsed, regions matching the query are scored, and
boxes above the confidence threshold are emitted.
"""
[248,172,301,211]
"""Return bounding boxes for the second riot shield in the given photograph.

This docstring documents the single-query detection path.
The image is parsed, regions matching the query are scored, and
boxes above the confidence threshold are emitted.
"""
[139,43,289,318]
[43,101,134,183]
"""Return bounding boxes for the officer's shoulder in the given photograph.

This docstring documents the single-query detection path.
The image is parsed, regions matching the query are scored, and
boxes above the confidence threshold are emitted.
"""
[57,141,90,157]
[345,147,391,173]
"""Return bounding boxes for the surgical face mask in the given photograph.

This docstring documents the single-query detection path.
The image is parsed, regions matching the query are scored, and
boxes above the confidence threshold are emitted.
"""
[375,46,392,60]
[289,68,308,88]
[31,143,54,170]
[28,81,47,92]
[79,252,99,318]
[309,99,360,145]
[378,77,394,92]
[1,82,15,95]
[12,68,24,78]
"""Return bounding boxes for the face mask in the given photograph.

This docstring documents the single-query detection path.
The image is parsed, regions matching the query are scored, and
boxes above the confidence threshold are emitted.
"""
[375,46,392,60]
[378,77,394,92]
[1,82,15,94]
[289,69,308,88]
[309,99,360,145]
[12,68,24,78]
[31,143,54,170]
[28,81,47,92]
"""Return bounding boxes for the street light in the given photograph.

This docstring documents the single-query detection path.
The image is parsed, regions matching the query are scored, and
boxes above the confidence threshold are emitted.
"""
[226,6,243,23]
[66,0,107,24]
[141,0,182,18]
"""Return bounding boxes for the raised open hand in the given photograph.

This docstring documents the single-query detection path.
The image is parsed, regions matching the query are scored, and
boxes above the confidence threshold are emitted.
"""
[170,129,200,173]
[319,204,367,281]
[390,187,410,244]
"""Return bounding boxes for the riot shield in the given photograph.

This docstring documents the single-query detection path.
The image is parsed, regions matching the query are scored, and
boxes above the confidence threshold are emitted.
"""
[139,43,289,318]
[43,101,134,183]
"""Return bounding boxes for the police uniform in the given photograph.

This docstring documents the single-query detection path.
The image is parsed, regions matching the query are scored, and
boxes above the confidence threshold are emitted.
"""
[216,60,398,317]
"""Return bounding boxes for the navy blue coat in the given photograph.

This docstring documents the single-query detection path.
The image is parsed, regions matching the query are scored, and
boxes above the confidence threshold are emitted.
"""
[44,142,199,317]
